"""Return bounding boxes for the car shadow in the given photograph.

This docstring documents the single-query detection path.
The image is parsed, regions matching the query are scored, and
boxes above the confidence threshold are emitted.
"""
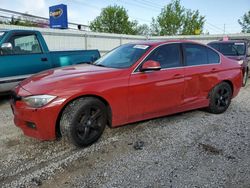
[0,95,10,106]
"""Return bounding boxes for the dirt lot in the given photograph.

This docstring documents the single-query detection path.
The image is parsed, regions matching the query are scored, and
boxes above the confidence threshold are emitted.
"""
[0,84,249,188]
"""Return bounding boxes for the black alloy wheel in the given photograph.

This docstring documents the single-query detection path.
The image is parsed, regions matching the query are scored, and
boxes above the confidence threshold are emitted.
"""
[60,97,107,147]
[207,82,232,114]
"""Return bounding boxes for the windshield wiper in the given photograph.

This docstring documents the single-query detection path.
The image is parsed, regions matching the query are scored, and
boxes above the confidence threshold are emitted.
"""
[86,62,94,65]
[93,63,107,67]
[86,62,105,66]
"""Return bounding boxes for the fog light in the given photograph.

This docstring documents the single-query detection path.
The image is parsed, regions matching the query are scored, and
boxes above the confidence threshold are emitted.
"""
[26,122,37,129]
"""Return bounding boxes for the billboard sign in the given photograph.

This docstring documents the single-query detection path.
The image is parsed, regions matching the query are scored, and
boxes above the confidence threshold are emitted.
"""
[49,4,68,29]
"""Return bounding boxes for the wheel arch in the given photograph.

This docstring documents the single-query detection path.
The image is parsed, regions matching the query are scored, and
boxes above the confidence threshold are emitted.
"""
[55,94,112,138]
[208,80,234,99]
[223,80,234,95]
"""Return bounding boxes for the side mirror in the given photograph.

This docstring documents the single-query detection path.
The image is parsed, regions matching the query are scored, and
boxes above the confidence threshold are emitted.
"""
[141,60,161,72]
[1,42,13,50]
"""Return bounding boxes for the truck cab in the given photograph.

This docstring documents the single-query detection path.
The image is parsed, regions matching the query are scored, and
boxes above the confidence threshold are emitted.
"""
[0,29,100,93]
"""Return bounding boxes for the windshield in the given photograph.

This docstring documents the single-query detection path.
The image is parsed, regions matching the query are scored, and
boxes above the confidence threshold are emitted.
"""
[94,44,150,68]
[0,31,6,40]
[209,42,246,56]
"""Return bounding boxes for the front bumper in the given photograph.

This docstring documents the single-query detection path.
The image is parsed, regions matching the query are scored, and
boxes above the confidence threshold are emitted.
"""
[10,91,64,141]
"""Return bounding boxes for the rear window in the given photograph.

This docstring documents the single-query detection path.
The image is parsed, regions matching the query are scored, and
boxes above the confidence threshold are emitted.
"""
[207,47,220,64]
[184,44,207,66]
[208,42,246,56]
[184,43,220,66]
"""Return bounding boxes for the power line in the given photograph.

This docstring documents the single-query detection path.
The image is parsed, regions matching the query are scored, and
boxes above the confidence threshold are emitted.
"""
[206,21,224,32]
[113,0,160,12]
[71,0,152,24]
[134,0,163,9]
[0,7,90,29]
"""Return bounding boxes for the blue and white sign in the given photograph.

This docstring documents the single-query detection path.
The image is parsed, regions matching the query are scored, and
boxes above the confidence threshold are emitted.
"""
[49,4,68,29]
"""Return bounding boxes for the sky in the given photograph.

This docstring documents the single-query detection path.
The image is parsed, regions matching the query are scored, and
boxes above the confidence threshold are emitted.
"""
[0,0,249,34]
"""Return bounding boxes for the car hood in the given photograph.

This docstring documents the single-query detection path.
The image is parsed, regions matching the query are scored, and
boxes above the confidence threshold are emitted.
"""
[20,64,124,95]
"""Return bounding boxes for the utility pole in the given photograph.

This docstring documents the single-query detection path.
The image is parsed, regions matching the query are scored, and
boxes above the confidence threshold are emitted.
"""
[223,24,225,34]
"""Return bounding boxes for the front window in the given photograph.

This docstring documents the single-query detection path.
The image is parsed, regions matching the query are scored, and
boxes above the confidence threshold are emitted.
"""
[6,34,42,55]
[145,43,181,68]
[209,42,246,56]
[94,44,150,68]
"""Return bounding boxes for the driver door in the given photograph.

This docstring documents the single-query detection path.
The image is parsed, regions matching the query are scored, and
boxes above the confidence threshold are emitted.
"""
[0,32,52,79]
[128,43,185,122]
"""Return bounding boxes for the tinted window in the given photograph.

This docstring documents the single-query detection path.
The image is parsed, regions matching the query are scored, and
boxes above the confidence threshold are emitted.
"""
[145,43,181,68]
[220,43,245,56]
[209,43,219,51]
[184,44,208,66]
[184,44,220,66]
[95,44,150,68]
[6,34,42,55]
[208,42,246,56]
[207,48,220,64]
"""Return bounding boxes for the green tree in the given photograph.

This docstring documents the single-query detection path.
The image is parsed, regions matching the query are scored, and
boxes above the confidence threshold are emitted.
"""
[90,5,138,34]
[154,0,184,35]
[238,10,250,33]
[152,0,205,36]
[10,15,38,27]
[182,10,205,35]
[151,18,161,36]
[136,23,150,36]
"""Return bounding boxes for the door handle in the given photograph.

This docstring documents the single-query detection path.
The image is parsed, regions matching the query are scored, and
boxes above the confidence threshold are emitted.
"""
[41,57,48,62]
[211,68,217,73]
[173,74,184,79]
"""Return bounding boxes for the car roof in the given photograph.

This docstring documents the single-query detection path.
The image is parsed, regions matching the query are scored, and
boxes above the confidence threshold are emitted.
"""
[208,40,248,44]
[130,39,204,47]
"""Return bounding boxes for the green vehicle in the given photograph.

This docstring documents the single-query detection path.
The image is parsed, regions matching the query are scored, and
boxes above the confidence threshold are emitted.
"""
[0,29,100,93]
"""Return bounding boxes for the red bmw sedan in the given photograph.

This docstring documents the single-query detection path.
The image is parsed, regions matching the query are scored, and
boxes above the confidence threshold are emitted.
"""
[11,40,242,147]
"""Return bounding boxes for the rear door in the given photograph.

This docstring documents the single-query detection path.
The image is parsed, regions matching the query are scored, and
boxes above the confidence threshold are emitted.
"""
[128,43,184,121]
[0,32,52,80]
[183,43,221,104]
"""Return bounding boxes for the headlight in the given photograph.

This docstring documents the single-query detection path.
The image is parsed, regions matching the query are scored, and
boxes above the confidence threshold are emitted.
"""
[238,60,244,65]
[23,95,57,108]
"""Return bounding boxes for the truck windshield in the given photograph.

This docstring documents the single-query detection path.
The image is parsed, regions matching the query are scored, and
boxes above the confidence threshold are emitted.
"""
[209,42,246,56]
[94,44,150,68]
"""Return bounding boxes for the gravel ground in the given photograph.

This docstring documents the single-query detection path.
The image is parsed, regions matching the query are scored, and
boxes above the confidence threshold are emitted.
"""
[0,83,249,188]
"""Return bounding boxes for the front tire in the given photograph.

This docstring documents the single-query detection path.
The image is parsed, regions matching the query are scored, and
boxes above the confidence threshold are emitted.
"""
[60,97,107,147]
[207,82,232,114]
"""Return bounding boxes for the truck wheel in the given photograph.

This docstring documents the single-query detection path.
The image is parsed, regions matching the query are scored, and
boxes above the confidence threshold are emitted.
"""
[60,97,107,147]
[242,69,248,87]
[206,82,232,114]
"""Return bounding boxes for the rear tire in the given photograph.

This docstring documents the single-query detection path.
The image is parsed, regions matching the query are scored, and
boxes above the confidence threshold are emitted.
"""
[60,97,107,147]
[206,82,232,114]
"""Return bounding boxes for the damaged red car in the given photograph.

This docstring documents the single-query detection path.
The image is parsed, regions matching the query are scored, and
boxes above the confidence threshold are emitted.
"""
[11,40,242,147]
